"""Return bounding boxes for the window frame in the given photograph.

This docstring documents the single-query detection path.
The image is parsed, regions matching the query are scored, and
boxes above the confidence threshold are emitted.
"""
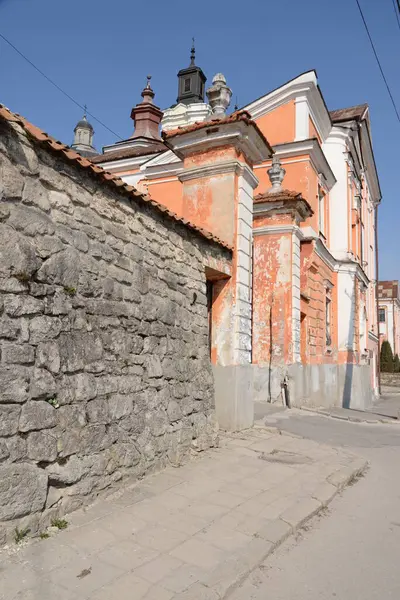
[379,307,386,323]
[326,295,332,347]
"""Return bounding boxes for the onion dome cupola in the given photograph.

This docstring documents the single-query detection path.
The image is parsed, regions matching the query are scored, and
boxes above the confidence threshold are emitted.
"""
[177,39,207,105]
[71,107,97,157]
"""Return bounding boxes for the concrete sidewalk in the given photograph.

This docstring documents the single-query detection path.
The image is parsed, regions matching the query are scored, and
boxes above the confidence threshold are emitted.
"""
[0,427,367,600]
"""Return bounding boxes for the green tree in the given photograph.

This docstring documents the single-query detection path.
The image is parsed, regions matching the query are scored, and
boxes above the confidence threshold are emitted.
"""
[380,340,394,373]
[394,354,400,373]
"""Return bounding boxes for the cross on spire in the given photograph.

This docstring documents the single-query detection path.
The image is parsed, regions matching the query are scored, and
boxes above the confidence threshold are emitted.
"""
[83,104,87,119]
[190,37,195,65]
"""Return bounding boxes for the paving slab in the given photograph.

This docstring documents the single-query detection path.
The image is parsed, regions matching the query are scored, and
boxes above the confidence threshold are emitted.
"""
[0,426,367,600]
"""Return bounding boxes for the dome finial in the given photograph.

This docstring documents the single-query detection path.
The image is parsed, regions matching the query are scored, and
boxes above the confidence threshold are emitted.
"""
[190,37,195,65]
[141,74,155,103]
[83,104,87,119]
[267,155,286,192]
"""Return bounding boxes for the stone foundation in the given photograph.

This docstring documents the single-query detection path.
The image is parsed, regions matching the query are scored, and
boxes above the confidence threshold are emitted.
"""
[253,363,373,411]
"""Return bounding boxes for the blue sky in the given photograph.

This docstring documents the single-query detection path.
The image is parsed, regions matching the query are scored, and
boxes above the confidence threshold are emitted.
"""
[1,0,399,280]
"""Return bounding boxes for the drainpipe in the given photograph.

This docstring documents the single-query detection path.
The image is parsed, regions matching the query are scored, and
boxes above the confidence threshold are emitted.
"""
[375,204,381,394]
[393,297,396,357]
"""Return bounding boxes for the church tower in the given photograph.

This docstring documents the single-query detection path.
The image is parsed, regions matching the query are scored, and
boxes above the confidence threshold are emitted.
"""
[71,108,97,157]
[162,41,212,131]
[176,39,207,105]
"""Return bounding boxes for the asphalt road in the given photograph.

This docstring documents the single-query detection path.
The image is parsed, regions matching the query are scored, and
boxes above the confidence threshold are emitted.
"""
[231,398,400,600]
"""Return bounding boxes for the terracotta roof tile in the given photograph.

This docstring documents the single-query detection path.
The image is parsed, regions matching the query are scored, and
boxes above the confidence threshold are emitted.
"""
[330,104,368,123]
[254,188,313,214]
[162,110,273,155]
[0,104,231,251]
[378,280,399,299]
[91,142,167,164]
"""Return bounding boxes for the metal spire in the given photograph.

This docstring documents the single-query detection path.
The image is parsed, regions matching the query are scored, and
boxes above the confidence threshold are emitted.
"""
[190,37,195,65]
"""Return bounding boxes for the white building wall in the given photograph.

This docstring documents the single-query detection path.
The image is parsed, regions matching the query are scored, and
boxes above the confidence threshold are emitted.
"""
[380,300,394,351]
[323,130,349,259]
[337,269,356,350]
[234,172,254,364]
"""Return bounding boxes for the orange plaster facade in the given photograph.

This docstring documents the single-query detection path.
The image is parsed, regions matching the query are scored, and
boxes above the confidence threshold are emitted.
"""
[94,69,381,408]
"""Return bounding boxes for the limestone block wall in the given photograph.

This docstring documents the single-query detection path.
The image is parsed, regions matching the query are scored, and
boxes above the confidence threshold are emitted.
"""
[0,118,229,542]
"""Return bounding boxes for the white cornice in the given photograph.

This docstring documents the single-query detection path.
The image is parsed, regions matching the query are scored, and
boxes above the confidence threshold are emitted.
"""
[165,120,272,164]
[253,224,299,236]
[313,239,337,271]
[368,331,379,343]
[142,149,180,167]
[253,199,311,221]
[273,139,336,190]
[359,121,381,204]
[243,71,331,142]
[178,160,259,189]
[337,261,370,287]
[140,149,184,180]
[96,154,150,173]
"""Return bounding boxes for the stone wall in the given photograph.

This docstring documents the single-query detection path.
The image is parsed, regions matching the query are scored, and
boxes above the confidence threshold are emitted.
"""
[0,117,230,542]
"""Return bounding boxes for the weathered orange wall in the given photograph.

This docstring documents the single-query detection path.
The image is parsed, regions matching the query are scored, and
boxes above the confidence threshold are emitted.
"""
[253,231,293,365]
[300,242,338,365]
[144,178,184,216]
[254,101,296,146]
[254,158,321,232]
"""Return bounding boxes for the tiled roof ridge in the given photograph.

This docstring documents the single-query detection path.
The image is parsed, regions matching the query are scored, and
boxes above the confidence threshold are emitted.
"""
[90,143,166,164]
[161,110,273,154]
[329,103,368,122]
[254,188,313,213]
[162,110,252,138]
[0,104,232,251]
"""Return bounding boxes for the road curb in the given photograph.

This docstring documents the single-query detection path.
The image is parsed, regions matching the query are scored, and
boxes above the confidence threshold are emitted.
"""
[299,406,399,425]
[175,458,369,599]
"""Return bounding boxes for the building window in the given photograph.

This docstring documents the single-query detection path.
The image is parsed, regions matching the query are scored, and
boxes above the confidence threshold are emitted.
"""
[326,296,332,346]
[318,186,325,236]
[379,308,386,323]
[184,78,191,92]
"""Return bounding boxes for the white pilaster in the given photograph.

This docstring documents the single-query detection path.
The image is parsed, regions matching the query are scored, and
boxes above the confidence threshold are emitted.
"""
[292,231,302,362]
[294,95,309,141]
[234,170,255,364]
[337,268,356,350]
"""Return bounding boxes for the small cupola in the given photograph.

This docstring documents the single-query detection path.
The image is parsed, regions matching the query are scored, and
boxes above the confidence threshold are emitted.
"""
[130,75,163,141]
[71,107,97,157]
[176,39,207,105]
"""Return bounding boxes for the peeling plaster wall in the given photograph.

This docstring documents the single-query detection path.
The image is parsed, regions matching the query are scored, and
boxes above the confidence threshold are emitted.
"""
[300,242,338,365]
[253,230,293,366]
[183,173,235,248]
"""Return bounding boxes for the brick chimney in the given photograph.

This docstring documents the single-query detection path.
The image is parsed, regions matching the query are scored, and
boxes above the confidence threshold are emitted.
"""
[130,76,163,141]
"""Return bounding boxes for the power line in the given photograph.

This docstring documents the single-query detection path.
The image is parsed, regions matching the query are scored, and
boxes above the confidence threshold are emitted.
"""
[0,31,123,140]
[354,0,400,123]
[392,0,400,31]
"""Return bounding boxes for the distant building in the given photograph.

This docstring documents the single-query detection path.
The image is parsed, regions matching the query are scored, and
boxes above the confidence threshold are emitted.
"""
[378,281,400,356]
